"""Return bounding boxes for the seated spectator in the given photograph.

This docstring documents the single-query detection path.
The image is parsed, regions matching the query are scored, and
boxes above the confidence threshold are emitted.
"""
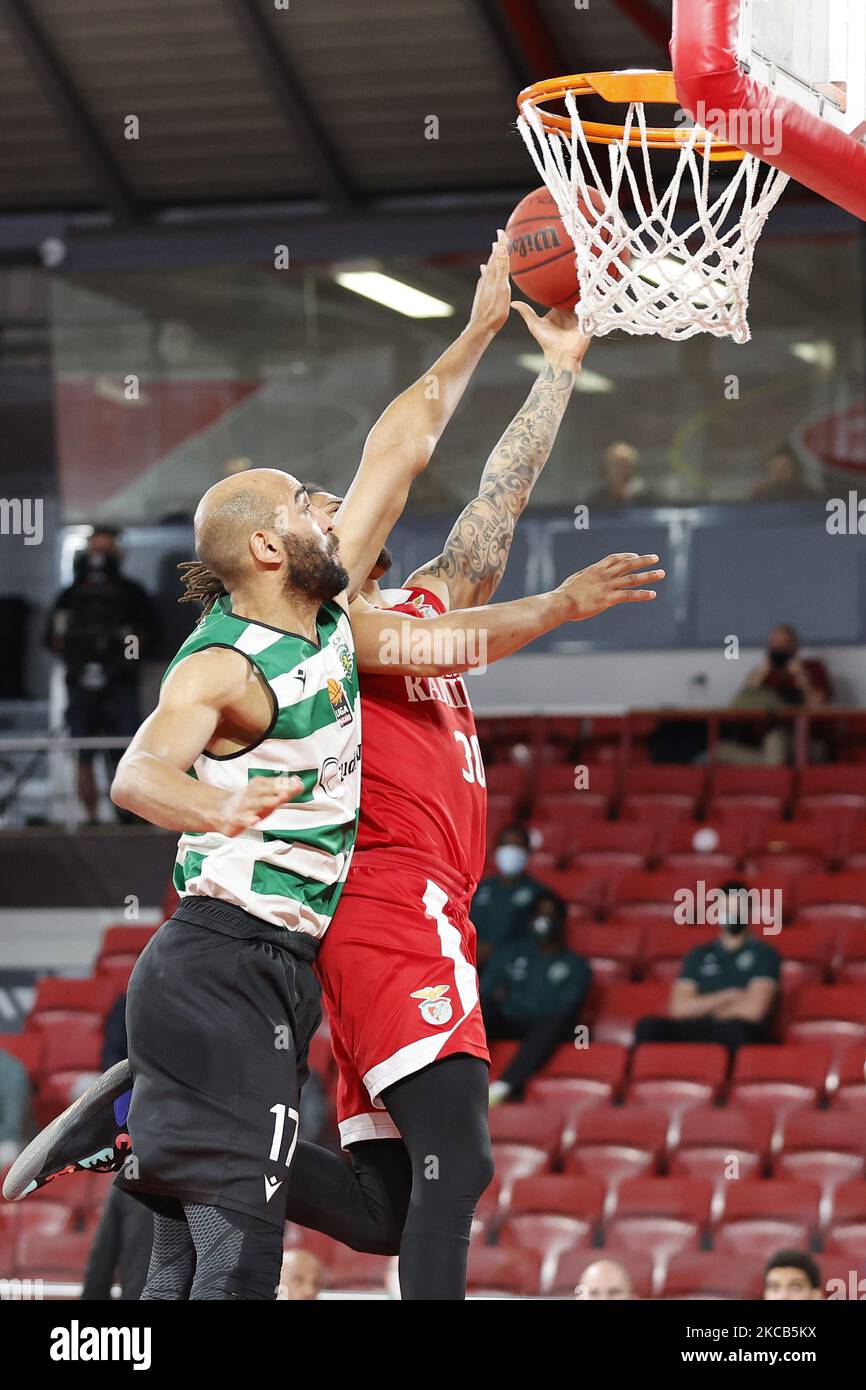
[0,1046,32,1167]
[750,448,818,503]
[277,1249,324,1301]
[481,891,591,1105]
[81,1187,154,1302]
[635,881,780,1051]
[587,441,654,508]
[717,623,832,766]
[472,824,549,969]
[763,1250,824,1301]
[576,1258,635,1300]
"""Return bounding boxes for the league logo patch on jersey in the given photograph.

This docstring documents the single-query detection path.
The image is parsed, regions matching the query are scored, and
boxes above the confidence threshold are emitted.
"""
[410,984,453,1026]
[327,677,353,728]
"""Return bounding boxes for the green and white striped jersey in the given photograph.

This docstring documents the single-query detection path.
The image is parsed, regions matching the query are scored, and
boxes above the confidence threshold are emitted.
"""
[169,594,361,938]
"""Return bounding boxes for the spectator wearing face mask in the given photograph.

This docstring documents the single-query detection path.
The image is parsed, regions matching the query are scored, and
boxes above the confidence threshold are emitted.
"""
[481,891,591,1105]
[634,881,780,1051]
[46,526,160,824]
[717,623,832,766]
[471,824,550,969]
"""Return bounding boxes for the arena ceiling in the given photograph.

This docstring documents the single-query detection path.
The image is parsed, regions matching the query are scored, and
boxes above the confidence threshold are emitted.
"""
[0,0,857,268]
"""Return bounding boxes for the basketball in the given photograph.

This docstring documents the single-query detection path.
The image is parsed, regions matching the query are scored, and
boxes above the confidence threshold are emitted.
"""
[506,185,630,311]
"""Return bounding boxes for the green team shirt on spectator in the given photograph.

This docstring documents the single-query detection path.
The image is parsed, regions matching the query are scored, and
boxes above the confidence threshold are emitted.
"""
[471,872,548,950]
[680,937,781,994]
[481,937,592,1023]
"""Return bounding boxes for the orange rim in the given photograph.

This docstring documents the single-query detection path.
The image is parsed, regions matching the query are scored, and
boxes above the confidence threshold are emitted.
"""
[517,71,746,163]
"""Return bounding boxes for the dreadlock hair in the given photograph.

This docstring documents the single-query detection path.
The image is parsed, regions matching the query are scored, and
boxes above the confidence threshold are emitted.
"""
[178,560,228,617]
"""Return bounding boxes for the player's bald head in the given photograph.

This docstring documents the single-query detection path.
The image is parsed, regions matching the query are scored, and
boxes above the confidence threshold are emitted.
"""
[194,468,304,587]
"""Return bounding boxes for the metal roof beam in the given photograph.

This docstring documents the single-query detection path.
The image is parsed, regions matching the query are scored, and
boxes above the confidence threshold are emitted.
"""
[222,0,358,210]
[0,0,137,224]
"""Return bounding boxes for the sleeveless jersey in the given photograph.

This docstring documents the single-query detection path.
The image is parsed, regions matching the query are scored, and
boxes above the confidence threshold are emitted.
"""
[353,586,486,893]
[169,594,361,937]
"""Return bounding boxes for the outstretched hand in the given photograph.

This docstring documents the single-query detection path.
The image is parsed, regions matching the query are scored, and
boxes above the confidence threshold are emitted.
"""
[557,553,665,622]
[511,300,592,374]
[469,230,512,337]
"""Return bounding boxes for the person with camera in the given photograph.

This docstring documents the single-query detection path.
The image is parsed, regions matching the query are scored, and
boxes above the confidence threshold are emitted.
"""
[716,623,832,766]
[46,526,160,824]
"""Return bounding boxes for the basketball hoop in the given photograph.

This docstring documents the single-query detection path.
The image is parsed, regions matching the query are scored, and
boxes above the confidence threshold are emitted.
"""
[516,70,790,343]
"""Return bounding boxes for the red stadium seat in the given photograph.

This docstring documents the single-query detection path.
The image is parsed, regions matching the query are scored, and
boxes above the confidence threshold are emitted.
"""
[660,819,747,858]
[487,1104,563,1161]
[536,763,618,797]
[729,1045,832,1132]
[788,984,866,1044]
[484,763,527,798]
[611,870,725,914]
[16,1227,96,1279]
[640,926,710,980]
[506,1173,606,1223]
[490,1143,550,1194]
[824,1180,866,1262]
[776,1111,866,1197]
[592,981,670,1046]
[830,1044,866,1111]
[771,926,835,986]
[619,794,696,829]
[710,767,794,801]
[624,766,706,794]
[606,1178,713,1260]
[564,1105,669,1186]
[660,1252,764,1300]
[715,1180,821,1255]
[673,1105,774,1160]
[629,1043,729,1092]
[94,959,136,996]
[466,1245,542,1297]
[571,822,656,872]
[732,1043,832,1095]
[553,1245,654,1299]
[670,1106,773,1186]
[796,871,866,912]
[15,1200,73,1237]
[98,924,158,963]
[531,1040,627,1090]
[537,868,608,916]
[29,1020,103,1080]
[30,976,117,1028]
[0,1031,43,1077]
[500,1177,604,1290]
[564,925,642,982]
[818,1255,866,1300]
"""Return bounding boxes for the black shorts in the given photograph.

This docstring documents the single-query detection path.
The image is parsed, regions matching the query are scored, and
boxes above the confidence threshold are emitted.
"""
[115,896,321,1230]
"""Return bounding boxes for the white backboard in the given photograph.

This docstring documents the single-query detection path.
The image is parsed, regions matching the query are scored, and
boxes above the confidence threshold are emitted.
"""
[738,0,866,140]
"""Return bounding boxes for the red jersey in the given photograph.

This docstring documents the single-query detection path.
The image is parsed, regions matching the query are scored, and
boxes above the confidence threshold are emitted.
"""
[354,585,487,894]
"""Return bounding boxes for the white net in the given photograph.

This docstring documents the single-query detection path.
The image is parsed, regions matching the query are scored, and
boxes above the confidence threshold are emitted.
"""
[518,90,790,343]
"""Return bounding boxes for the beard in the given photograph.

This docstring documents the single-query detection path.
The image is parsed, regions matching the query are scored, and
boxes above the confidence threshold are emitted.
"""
[280,530,349,603]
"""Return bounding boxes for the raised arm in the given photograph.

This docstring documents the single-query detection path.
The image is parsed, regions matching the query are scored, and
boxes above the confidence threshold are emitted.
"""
[110,647,301,833]
[405,303,592,611]
[351,553,664,676]
[333,233,512,598]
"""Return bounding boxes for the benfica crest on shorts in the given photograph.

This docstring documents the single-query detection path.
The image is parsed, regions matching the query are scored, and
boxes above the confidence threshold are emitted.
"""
[410,984,453,1026]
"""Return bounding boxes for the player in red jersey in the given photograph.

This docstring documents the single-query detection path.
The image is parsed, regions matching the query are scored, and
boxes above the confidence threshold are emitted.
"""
[293,299,609,1297]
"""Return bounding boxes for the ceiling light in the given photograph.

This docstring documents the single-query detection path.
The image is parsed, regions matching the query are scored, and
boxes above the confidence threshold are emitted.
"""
[334,271,454,318]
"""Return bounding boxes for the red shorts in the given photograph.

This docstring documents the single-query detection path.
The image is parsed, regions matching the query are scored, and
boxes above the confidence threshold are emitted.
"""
[316,852,490,1148]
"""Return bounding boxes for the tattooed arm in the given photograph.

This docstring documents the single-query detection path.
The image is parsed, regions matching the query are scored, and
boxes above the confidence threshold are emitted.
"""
[405,304,593,611]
